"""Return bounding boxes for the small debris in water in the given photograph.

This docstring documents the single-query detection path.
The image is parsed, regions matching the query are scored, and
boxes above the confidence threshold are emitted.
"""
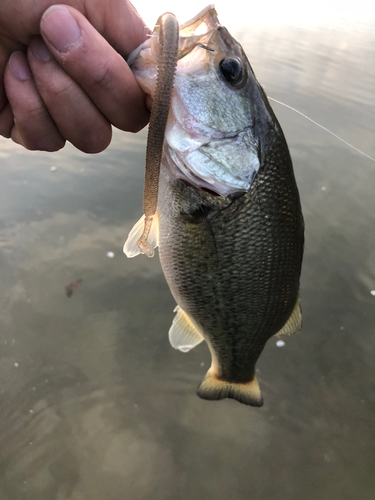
[66,278,83,298]
[276,340,285,347]
[106,251,115,258]
[50,166,57,172]
[200,362,205,367]
[340,326,345,331]
[321,186,327,191]
[370,290,375,296]
[29,409,33,414]
[14,362,19,367]
[80,168,85,173]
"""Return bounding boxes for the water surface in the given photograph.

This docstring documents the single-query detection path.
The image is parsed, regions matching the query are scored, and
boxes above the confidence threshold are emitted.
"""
[0,10,374,500]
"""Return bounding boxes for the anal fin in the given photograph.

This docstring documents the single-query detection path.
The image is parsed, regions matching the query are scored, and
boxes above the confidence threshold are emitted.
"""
[196,370,263,407]
[123,213,159,258]
[276,297,302,336]
[169,306,204,352]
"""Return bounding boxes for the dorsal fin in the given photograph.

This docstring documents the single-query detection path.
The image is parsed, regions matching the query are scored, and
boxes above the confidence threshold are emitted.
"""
[169,306,204,352]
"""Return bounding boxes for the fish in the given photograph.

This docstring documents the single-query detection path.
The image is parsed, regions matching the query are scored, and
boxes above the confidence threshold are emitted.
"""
[124,5,304,407]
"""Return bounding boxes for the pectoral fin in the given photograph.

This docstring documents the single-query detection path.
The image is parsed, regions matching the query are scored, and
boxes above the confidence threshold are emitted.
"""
[123,213,159,258]
[169,306,204,352]
[276,298,302,336]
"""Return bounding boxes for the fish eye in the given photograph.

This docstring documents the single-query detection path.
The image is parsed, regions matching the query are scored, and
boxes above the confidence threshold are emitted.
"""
[219,58,243,86]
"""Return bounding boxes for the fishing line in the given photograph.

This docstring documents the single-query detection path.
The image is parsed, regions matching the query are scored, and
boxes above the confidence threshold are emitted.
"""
[268,96,375,162]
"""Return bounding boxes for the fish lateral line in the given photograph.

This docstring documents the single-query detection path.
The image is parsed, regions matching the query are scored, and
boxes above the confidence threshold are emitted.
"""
[268,96,375,162]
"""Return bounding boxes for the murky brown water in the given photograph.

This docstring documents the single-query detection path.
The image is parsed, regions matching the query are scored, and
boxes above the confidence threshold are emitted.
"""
[0,12,374,500]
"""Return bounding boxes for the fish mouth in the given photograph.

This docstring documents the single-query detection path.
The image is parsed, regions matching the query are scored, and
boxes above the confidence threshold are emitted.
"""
[177,5,222,60]
[126,44,143,67]
[127,5,221,69]
[179,4,220,33]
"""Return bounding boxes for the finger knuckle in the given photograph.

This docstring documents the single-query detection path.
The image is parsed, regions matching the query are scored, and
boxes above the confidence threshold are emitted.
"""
[89,60,113,89]
[25,137,65,152]
[47,79,76,98]
[127,120,147,134]
[77,127,112,154]
[13,120,65,151]
[42,138,66,152]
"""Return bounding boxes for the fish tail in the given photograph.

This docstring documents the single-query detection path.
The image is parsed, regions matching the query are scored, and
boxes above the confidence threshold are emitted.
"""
[196,371,263,407]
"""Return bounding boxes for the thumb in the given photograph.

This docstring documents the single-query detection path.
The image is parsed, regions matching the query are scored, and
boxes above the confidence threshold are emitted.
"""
[81,0,150,57]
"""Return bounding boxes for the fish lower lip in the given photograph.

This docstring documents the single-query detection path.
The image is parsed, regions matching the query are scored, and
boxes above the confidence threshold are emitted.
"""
[126,45,143,67]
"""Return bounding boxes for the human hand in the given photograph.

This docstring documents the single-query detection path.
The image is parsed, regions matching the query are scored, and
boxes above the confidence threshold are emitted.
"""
[0,0,150,153]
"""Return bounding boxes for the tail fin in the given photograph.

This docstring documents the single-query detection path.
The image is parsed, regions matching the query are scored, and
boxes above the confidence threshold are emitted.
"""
[196,371,263,407]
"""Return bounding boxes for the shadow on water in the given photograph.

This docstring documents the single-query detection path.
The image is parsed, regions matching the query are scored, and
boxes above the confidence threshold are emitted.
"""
[0,16,374,500]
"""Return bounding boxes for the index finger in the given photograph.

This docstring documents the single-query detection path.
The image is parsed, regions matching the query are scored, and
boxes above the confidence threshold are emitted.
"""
[0,40,24,135]
[40,4,150,133]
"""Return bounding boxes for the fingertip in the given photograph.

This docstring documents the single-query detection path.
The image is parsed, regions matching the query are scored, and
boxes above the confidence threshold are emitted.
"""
[41,138,66,152]
[121,95,150,133]
[0,103,14,138]
[8,52,32,81]
[126,115,149,134]
[41,5,82,55]
[29,36,53,63]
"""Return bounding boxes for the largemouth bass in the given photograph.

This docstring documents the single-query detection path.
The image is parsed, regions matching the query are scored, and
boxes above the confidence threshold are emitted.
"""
[124,6,304,406]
